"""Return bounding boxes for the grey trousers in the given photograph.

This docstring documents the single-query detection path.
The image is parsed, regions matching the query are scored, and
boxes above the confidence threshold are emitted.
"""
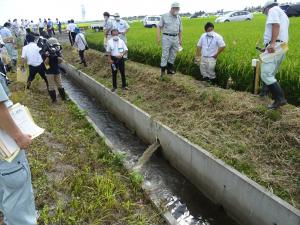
[160,35,179,67]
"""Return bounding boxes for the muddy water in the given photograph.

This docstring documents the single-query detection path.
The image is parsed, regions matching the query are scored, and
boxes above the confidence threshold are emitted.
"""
[62,76,239,225]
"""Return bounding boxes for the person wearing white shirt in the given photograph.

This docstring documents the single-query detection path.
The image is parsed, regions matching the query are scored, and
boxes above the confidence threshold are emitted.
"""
[38,18,45,34]
[74,28,88,67]
[113,13,130,43]
[261,0,289,109]
[66,19,77,45]
[107,29,128,92]
[21,35,49,90]
[195,22,226,83]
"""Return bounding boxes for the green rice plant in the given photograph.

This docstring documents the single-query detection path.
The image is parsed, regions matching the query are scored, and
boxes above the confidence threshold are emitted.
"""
[85,15,300,104]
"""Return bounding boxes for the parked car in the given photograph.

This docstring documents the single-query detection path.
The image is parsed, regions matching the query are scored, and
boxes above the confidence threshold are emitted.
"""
[215,11,253,23]
[284,3,300,17]
[91,21,104,32]
[143,16,161,28]
[280,4,290,13]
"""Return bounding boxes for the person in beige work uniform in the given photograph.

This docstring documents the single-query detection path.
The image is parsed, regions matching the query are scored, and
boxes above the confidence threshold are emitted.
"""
[157,2,182,77]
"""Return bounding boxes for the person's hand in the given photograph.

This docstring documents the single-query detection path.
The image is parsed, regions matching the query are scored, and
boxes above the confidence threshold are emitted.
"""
[194,57,201,64]
[21,65,26,72]
[116,54,123,59]
[15,133,32,149]
[267,43,275,53]
[212,54,218,59]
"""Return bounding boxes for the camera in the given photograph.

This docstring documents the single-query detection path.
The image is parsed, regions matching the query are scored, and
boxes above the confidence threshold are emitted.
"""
[37,37,62,58]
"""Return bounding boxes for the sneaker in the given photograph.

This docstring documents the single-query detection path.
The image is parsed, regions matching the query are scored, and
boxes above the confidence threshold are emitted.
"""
[122,87,128,91]
[111,88,117,92]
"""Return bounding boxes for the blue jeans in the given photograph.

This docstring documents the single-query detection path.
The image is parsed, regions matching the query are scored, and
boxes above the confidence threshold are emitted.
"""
[0,150,37,225]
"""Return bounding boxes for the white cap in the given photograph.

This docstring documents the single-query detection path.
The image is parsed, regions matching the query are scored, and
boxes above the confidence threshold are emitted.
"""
[263,0,278,9]
[171,2,180,8]
[114,13,120,17]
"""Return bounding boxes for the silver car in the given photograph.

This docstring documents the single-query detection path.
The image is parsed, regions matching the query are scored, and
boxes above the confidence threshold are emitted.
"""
[215,11,253,23]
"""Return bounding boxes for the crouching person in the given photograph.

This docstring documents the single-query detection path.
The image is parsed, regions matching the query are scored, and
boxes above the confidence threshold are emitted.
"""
[44,38,66,103]
[195,22,226,84]
[107,28,128,92]
[0,61,37,225]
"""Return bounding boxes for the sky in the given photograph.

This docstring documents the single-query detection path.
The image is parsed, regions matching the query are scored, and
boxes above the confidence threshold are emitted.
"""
[0,0,298,24]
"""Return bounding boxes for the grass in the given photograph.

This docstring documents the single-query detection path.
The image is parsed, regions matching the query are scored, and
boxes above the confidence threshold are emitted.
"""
[85,14,300,105]
[0,73,164,224]
[62,45,300,209]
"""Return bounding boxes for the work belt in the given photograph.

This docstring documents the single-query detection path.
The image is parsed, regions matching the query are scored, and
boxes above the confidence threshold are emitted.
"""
[163,33,178,37]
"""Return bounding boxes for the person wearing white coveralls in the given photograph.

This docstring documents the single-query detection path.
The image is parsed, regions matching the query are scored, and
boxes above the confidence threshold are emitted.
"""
[195,22,226,84]
[261,0,289,109]
[157,2,183,77]
[0,64,37,225]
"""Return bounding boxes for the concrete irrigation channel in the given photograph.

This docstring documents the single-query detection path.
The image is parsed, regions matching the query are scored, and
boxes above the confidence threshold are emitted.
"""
[61,63,300,225]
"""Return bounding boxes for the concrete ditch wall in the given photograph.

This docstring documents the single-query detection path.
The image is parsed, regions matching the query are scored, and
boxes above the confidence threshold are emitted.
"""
[61,63,300,225]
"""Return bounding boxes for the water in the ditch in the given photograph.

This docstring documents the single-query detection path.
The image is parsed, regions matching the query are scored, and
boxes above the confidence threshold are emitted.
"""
[62,76,239,225]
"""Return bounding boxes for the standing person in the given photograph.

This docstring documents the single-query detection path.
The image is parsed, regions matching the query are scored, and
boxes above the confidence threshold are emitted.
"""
[11,19,20,38]
[0,23,18,72]
[0,58,37,225]
[103,12,114,51]
[47,18,54,37]
[67,19,77,45]
[107,28,128,92]
[21,34,49,90]
[261,0,289,109]
[157,2,183,77]
[113,13,130,43]
[195,22,226,84]
[38,18,45,34]
[114,13,130,59]
[56,18,62,34]
[44,38,66,103]
[74,28,88,67]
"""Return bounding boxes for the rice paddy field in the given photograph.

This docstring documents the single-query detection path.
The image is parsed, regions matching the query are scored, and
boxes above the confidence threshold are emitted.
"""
[85,14,300,104]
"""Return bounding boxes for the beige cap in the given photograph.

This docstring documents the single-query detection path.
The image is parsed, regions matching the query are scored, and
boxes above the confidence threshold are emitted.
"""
[171,2,180,8]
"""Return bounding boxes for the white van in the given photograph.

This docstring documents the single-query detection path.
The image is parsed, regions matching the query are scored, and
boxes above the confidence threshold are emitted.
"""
[144,16,161,28]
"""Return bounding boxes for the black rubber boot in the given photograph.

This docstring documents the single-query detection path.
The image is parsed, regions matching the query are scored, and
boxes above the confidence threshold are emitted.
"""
[167,63,176,75]
[58,88,66,101]
[160,66,166,78]
[267,82,287,109]
[260,82,269,98]
[48,90,57,103]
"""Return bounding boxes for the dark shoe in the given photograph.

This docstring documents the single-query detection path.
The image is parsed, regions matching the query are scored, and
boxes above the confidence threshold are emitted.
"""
[202,77,209,81]
[260,83,269,98]
[48,90,57,103]
[267,82,287,109]
[209,78,217,85]
[167,63,176,75]
[161,66,166,78]
[83,62,87,67]
[111,88,117,92]
[58,88,67,101]
[122,87,128,91]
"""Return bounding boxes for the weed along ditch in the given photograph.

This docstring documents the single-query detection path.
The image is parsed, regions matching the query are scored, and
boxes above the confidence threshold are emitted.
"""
[60,58,300,225]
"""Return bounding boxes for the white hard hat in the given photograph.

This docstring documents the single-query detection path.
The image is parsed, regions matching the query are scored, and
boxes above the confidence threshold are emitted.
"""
[114,13,120,17]
[263,0,278,9]
[47,37,60,46]
[171,2,180,8]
